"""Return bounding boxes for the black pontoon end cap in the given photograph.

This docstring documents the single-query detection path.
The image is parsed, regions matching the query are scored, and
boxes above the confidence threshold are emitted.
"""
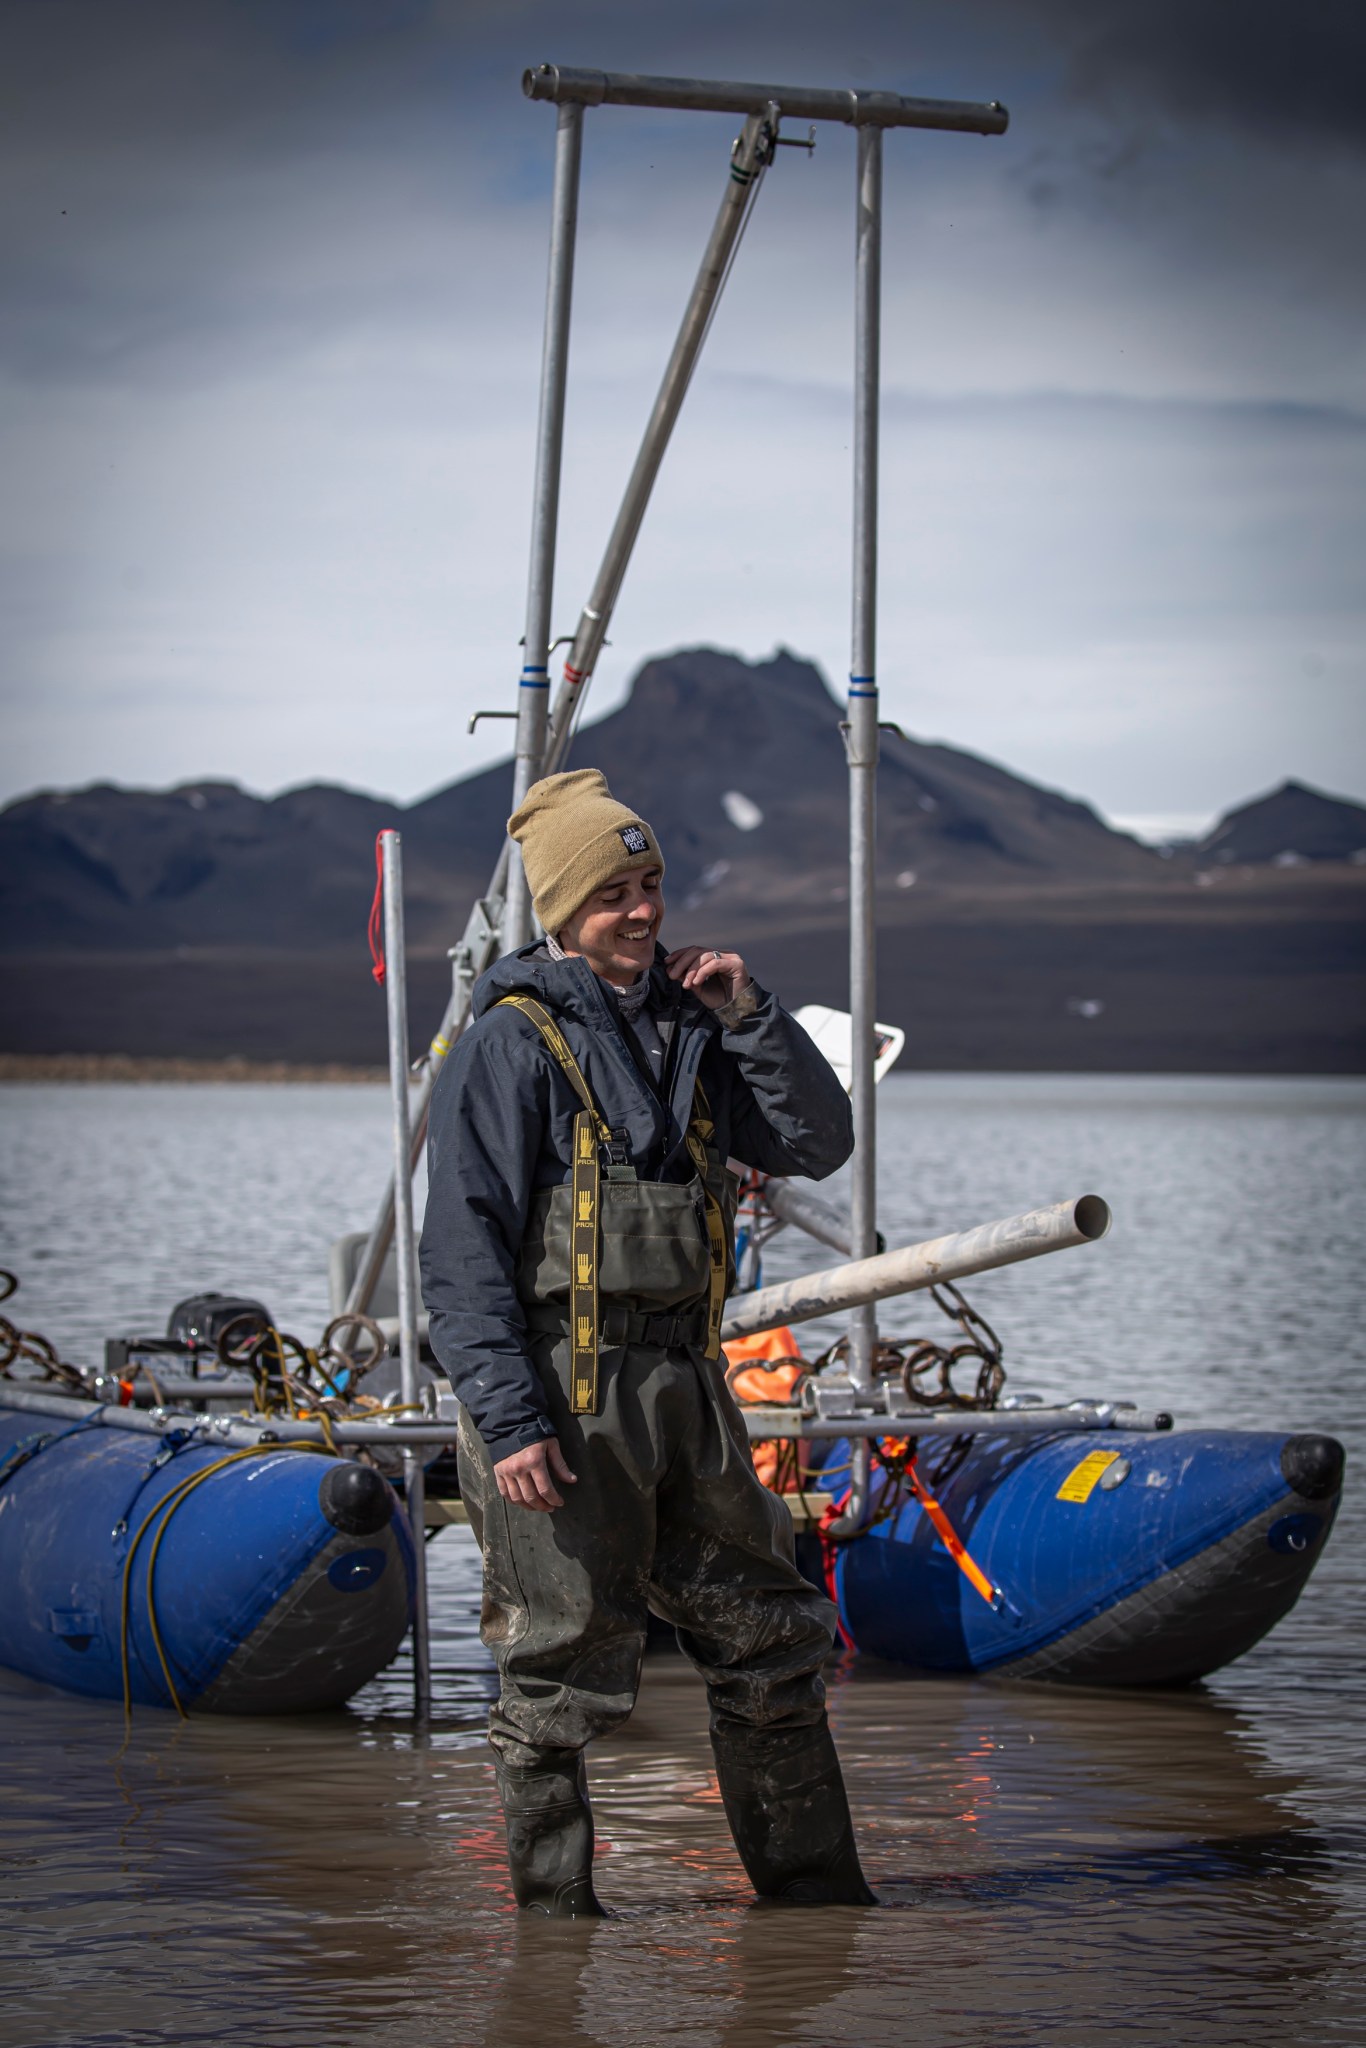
[1280,1434,1345,1501]
[320,1461,393,1536]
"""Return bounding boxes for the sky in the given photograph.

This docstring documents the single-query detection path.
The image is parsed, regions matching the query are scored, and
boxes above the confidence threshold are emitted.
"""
[3,0,1364,839]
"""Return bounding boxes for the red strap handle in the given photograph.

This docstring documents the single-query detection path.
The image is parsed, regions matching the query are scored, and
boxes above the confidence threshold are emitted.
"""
[367,834,386,985]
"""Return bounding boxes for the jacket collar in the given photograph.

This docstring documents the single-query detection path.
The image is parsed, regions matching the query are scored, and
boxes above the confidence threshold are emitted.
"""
[473,940,706,1031]
[472,943,717,1170]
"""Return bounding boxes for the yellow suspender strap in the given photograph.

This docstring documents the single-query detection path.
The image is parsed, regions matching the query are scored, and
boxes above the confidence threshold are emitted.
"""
[567,1112,600,1414]
[684,1080,728,1363]
[494,994,610,1138]
[497,997,728,1384]
[496,995,605,1414]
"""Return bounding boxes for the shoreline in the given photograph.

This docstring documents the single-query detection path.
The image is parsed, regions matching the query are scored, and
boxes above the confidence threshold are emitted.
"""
[0,1053,387,1085]
[3,1054,1362,1087]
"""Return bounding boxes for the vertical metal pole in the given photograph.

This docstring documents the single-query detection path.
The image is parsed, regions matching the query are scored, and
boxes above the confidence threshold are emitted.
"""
[826,124,882,1548]
[344,849,512,1323]
[506,102,584,951]
[848,124,882,1388]
[381,830,431,1721]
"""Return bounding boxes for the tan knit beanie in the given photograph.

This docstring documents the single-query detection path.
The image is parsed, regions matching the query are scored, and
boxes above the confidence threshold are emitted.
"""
[507,769,664,935]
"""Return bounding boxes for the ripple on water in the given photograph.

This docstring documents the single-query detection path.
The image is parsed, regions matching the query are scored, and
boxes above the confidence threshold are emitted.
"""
[0,1076,1363,2046]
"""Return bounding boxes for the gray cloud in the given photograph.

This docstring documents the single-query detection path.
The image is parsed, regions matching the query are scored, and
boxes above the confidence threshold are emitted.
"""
[1,0,1362,827]
[1048,0,1366,154]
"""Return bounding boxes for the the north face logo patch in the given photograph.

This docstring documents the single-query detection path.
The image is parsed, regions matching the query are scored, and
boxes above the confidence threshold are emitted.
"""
[619,824,649,854]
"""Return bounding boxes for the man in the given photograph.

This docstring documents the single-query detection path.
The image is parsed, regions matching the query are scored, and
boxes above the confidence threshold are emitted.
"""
[420,767,874,1915]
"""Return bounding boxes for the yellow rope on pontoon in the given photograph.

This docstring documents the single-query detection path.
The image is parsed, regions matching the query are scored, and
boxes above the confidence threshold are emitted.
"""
[119,1440,328,1723]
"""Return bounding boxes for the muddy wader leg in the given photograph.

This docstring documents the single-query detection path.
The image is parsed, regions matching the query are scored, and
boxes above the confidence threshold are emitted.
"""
[495,1745,607,1918]
[456,1359,659,1919]
[459,1342,874,1911]
[709,1716,876,1906]
[650,1352,876,1906]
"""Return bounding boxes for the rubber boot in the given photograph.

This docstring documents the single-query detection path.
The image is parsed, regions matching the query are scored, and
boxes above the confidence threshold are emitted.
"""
[710,1715,877,1906]
[494,1748,607,1918]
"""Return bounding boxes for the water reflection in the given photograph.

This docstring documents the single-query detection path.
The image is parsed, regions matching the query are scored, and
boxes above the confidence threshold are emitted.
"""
[4,1625,1360,2048]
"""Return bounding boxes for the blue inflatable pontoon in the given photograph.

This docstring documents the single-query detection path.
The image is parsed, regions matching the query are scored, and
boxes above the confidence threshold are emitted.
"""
[0,1409,414,1712]
[802,1424,1344,1684]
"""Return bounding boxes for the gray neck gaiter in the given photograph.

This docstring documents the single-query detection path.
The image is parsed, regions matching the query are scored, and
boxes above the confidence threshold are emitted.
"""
[546,933,651,1018]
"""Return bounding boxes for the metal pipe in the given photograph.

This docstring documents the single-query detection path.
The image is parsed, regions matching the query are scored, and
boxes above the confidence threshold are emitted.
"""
[344,854,509,1320]
[739,1403,1173,1441]
[831,1440,870,1538]
[0,1381,1170,1450]
[524,65,1008,136]
[550,106,778,747]
[831,127,884,1536]
[847,122,882,1389]
[506,102,584,951]
[763,1178,869,1257]
[720,1195,1112,1343]
[380,831,431,1720]
[0,1383,461,1447]
[0,1383,1170,1448]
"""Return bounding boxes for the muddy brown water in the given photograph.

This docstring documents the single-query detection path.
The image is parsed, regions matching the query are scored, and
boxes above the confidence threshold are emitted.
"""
[2,1075,1363,2046]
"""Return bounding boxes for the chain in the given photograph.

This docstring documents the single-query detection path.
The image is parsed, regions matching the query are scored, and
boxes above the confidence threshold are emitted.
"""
[0,1271,88,1390]
[0,1275,421,1485]
[888,1280,1005,1409]
[213,1309,403,1423]
[813,1278,1006,1411]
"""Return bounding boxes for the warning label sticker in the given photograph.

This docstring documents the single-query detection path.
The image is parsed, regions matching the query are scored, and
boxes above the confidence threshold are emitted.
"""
[1056,1449,1122,1504]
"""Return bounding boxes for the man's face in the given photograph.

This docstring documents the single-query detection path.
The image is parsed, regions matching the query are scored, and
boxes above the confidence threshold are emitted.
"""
[557,866,665,983]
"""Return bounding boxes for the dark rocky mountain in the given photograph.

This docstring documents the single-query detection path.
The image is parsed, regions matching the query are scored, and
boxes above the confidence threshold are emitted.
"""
[0,778,397,953]
[406,646,1162,928]
[3,649,1363,1072]
[0,648,1161,956]
[1196,780,1366,866]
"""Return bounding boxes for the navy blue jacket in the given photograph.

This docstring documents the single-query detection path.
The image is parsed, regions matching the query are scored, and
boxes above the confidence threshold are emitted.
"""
[419,945,853,1463]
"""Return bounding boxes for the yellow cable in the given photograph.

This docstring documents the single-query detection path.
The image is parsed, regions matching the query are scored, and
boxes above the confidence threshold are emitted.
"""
[120,1440,327,1724]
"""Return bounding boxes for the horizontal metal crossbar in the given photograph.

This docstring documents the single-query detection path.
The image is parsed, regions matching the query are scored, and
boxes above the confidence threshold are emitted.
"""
[523,65,1008,136]
[738,1403,1174,1441]
[0,1382,459,1448]
[2,1382,1173,1451]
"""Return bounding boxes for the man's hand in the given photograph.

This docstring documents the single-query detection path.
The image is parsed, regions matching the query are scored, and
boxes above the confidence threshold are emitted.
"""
[494,1437,578,1512]
[665,945,751,1012]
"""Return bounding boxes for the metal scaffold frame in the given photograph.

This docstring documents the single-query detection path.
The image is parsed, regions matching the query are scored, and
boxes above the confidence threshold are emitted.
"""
[345,64,1010,1375]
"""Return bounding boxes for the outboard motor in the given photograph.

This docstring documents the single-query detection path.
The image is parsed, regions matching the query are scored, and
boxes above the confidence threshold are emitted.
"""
[166,1292,272,1357]
[99,1292,275,1394]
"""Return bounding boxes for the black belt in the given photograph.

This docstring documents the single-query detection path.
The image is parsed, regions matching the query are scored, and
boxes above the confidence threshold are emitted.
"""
[523,1302,711,1353]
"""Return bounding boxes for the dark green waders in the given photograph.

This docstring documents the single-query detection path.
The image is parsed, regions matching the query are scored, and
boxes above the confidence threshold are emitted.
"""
[459,999,876,1915]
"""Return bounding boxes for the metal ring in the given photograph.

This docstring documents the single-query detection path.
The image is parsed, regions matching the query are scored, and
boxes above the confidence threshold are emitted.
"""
[320,1312,389,1377]
[216,1310,272,1367]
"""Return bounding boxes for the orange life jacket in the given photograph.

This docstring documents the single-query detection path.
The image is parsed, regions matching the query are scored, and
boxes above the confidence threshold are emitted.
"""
[722,1325,818,1492]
